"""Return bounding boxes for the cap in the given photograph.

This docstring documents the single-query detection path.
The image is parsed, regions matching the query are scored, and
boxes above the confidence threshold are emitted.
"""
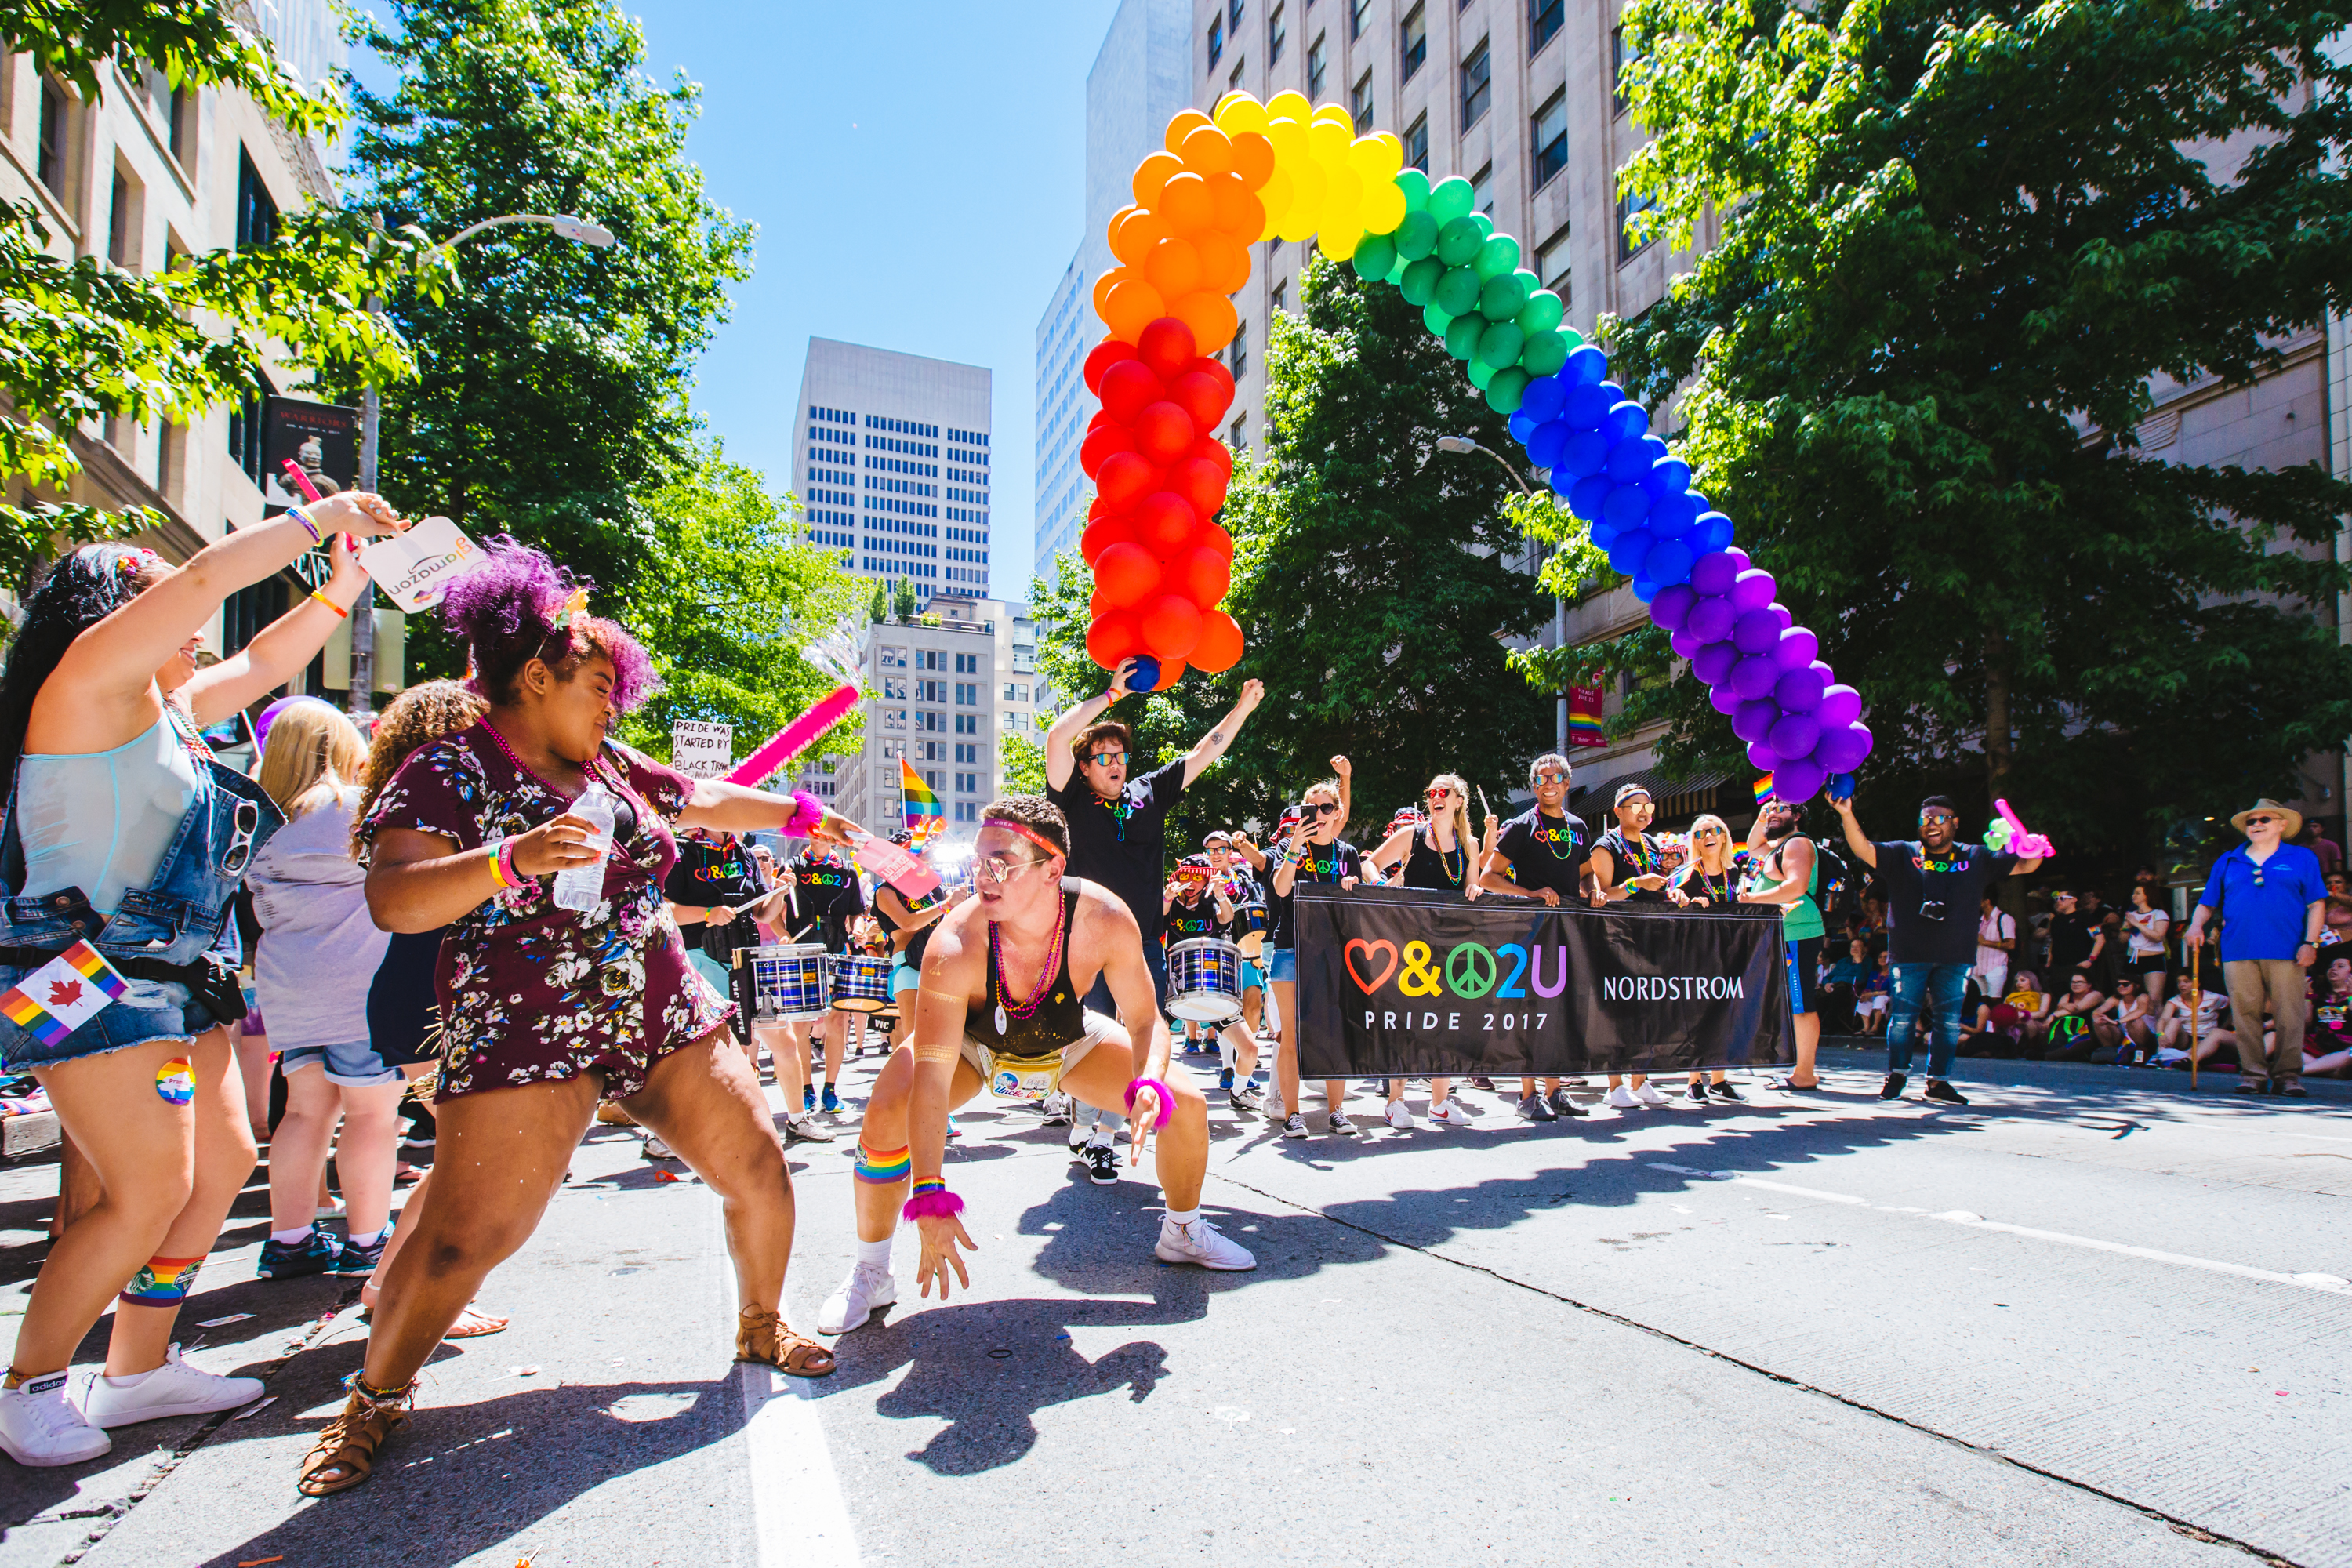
[1613,782,1653,808]
[1203,829,1232,847]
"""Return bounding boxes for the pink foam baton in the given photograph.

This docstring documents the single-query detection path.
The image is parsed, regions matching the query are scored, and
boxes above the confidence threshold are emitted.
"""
[722,683,859,787]
[280,460,324,504]
[1994,798,2053,859]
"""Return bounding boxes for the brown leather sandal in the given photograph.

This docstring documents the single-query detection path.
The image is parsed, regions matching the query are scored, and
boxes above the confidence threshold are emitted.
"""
[296,1380,413,1497]
[736,1305,836,1378]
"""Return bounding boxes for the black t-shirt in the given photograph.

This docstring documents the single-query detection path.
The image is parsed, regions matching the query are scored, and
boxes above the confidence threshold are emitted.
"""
[1270,838,1362,949]
[1494,808,1588,898]
[1162,892,1229,949]
[2045,911,2092,975]
[1869,840,2019,966]
[789,854,866,950]
[1049,760,1186,935]
[662,835,768,961]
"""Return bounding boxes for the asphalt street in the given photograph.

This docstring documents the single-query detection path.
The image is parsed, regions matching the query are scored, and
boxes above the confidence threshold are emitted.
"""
[0,1041,2346,1568]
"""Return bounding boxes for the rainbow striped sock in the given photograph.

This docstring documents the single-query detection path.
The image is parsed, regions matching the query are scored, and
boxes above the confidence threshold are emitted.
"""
[855,1142,910,1185]
[119,1254,204,1306]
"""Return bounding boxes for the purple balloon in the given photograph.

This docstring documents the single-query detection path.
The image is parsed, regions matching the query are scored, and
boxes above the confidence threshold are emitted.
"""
[1687,550,1740,597]
[1774,662,1828,712]
[1708,684,1741,715]
[1729,568,1777,612]
[1670,626,1704,659]
[1650,583,1698,631]
[1733,604,1791,655]
[1732,698,1779,744]
[1817,722,1871,773]
[1771,626,1820,670]
[1645,538,1696,587]
[1817,683,1862,729]
[1691,511,1735,555]
[1769,712,1822,760]
[1747,739,1779,772]
[1775,757,1828,804]
[1686,594,1736,643]
[1730,654,1780,701]
[1692,640,1742,685]
[1558,429,1610,477]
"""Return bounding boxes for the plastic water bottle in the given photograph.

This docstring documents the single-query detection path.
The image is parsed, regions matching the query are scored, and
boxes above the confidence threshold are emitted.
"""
[551,784,615,914]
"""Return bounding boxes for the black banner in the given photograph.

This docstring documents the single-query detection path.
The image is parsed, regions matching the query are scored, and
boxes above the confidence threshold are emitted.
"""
[1294,885,1791,1077]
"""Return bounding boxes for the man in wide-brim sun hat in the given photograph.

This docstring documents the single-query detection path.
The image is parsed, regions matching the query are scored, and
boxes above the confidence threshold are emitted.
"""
[2184,799,2328,1097]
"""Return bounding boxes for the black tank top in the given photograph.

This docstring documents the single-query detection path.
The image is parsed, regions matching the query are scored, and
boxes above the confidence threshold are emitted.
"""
[1402,825,1471,891]
[1599,826,1667,903]
[964,877,1087,1061]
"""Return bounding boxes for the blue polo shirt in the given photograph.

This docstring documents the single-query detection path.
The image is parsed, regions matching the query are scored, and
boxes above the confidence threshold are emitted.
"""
[2198,843,2325,962]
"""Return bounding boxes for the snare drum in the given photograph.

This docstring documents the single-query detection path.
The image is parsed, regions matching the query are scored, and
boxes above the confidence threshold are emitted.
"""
[746,943,830,1022]
[1236,902,1269,960]
[829,953,894,1014]
[1165,937,1243,1022]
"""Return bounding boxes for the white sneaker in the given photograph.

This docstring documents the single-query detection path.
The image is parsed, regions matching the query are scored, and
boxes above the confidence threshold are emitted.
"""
[1155,1215,1257,1271]
[1429,1100,1473,1127]
[1384,1100,1415,1131]
[78,1345,262,1428]
[642,1134,676,1160]
[1264,1091,1288,1121]
[1283,1112,1309,1139]
[0,1374,111,1465]
[1327,1111,1358,1136]
[1632,1081,1669,1108]
[785,1113,837,1145]
[1604,1085,1640,1110]
[818,1261,897,1335]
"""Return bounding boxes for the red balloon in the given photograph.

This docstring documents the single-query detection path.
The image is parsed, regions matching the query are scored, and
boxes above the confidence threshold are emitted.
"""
[1080,421,1135,478]
[1083,338,1137,396]
[1186,434,1234,477]
[1087,612,1142,670]
[1094,450,1155,510]
[1137,317,1199,379]
[1167,368,1234,430]
[1139,593,1204,662]
[1080,512,1137,564]
[1183,355,1236,408]
[1189,611,1243,673]
[1146,655,1187,691]
[1192,517,1234,556]
[1098,358,1161,424]
[1094,542,1161,608]
[1171,455,1229,515]
[1134,491,1198,552]
[1132,401,1197,463]
[1170,545,1231,608]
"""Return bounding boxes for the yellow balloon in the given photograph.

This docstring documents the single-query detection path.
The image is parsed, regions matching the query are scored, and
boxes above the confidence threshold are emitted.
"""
[1359,180,1409,235]
[1275,202,1318,244]
[1307,118,1351,165]
[1258,167,1294,221]
[1214,92,1268,136]
[1323,164,1363,212]
[1265,116,1311,171]
[1348,133,1403,182]
[1311,104,1353,132]
[1318,221,1363,262]
[1265,89,1311,123]
[1287,158,1327,215]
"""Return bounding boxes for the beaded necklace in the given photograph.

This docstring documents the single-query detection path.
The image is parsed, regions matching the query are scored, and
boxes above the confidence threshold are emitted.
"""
[1428,827,1466,887]
[1094,790,1137,843]
[479,719,605,802]
[1687,866,1732,902]
[1532,809,1579,862]
[988,893,1066,1037]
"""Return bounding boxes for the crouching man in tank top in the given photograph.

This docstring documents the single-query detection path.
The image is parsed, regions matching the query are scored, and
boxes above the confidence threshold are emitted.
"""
[819,796,1254,1334]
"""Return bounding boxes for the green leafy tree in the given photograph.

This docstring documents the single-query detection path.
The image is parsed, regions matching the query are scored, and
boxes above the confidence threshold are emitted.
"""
[1610,0,2352,854]
[613,444,864,771]
[891,578,916,619]
[343,0,752,593]
[0,2,435,576]
[1000,730,1048,793]
[868,579,888,623]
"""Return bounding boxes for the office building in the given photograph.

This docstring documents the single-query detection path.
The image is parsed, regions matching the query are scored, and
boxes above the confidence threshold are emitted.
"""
[833,598,1045,840]
[792,339,993,602]
[1034,0,1192,584]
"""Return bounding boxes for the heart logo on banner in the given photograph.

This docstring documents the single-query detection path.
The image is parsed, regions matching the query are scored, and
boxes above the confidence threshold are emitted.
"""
[1345,938,1399,995]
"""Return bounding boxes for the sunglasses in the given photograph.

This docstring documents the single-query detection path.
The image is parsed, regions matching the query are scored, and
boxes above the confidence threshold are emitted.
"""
[1087,751,1127,768]
[1920,812,1956,825]
[1695,827,1727,838]
[222,799,260,877]
[1534,771,1570,785]
[2245,815,2280,826]
[974,852,1047,884]
[1425,788,1453,800]
[1304,801,1340,817]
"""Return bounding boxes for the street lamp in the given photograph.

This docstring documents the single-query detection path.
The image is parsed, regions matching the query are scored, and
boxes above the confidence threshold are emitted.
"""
[1434,434,1569,756]
[348,212,615,718]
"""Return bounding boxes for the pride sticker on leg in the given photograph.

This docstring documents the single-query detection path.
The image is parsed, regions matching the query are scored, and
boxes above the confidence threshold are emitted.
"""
[155,1058,195,1105]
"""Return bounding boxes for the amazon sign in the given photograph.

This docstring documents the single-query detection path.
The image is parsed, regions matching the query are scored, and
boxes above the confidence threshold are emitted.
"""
[1293,886,1791,1078]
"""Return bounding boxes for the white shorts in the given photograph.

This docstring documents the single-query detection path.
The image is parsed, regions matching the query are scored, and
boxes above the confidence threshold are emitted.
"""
[956,1009,1127,1100]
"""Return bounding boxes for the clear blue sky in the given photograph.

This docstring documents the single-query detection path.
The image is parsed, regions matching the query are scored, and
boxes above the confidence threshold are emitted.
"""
[349,1,1124,602]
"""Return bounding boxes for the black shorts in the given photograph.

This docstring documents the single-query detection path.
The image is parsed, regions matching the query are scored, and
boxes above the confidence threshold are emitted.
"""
[1787,935,1824,1014]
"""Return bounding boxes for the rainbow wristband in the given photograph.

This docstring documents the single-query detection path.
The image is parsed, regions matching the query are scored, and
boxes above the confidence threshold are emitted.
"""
[287,506,323,545]
[1123,1077,1174,1129]
[902,1177,964,1221]
[493,837,534,892]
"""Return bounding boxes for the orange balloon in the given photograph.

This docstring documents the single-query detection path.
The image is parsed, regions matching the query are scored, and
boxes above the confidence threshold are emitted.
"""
[1232,132,1276,191]
[1131,151,1185,209]
[1143,235,1202,298]
[1102,275,1167,342]
[1171,290,1240,354]
[1087,612,1142,670]
[1189,611,1244,673]
[1094,541,1162,608]
[1159,171,1215,234]
[1140,594,1204,662]
[1205,173,1249,232]
[1162,108,1214,154]
[1195,234,1251,294]
[1109,206,1169,265]
[1171,545,1232,608]
[1091,268,1122,323]
[1147,655,1188,691]
[1179,124,1237,177]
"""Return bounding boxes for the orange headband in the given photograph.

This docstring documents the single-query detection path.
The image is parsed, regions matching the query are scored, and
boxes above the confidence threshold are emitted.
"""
[989,821,1067,862]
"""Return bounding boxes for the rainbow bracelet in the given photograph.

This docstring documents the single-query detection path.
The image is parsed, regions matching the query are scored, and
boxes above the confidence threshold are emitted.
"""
[902,1176,964,1221]
[287,506,322,545]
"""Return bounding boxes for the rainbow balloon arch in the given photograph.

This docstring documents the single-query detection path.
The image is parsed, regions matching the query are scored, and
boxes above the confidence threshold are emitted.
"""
[1075,89,1871,800]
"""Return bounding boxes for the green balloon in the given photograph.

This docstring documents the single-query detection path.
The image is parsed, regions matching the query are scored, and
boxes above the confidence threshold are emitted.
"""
[1519,328,1570,377]
[1515,288,1564,336]
[1444,312,1488,361]
[1559,325,1585,351]
[1474,234,1522,281]
[1392,209,1440,261]
[1479,271,1531,321]
[1385,251,1410,285]
[1436,216,1484,268]
[1423,299,1454,336]
[1434,263,1483,316]
[1428,176,1475,225]
[1399,256,1445,307]
[1467,356,1497,389]
[1472,212,1494,240]
[1486,366,1530,414]
[1396,168,1432,212]
[1477,320,1526,368]
[1352,233,1399,282]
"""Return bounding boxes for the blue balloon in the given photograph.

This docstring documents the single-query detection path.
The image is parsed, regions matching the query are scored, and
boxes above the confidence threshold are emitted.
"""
[1563,381,1617,430]
[1125,655,1161,692]
[1601,482,1653,532]
[1558,429,1610,478]
[1645,457,1692,499]
[1589,517,1622,551]
[1520,374,1567,423]
[1568,474,1612,521]
[1602,401,1650,445]
[1525,419,1570,470]
[1609,531,1653,579]
[1645,537,1695,586]
[1691,510,1735,555]
[1604,437,1653,485]
[1632,574,1660,603]
[1508,410,1538,444]
[1563,343,1610,387]
[1639,435,1669,466]
[1648,490,1698,539]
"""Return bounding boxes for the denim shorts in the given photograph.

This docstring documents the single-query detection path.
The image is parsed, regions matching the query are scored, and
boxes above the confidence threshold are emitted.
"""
[1266,948,1298,984]
[276,1037,400,1088]
[0,967,214,1073]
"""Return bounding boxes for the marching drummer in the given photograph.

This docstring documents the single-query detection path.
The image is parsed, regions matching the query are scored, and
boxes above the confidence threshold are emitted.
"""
[1160,856,1265,1116]
[791,840,871,1100]
[1205,830,1270,1087]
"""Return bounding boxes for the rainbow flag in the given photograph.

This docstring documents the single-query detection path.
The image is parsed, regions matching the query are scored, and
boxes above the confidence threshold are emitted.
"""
[0,942,128,1047]
[900,758,944,833]
[1752,774,1774,805]
[1567,683,1606,749]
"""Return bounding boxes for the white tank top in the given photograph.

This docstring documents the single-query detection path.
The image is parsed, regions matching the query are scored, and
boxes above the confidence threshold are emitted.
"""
[16,713,201,917]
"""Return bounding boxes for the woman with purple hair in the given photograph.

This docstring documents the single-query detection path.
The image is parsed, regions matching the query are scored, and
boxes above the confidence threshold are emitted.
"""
[302,541,855,1496]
